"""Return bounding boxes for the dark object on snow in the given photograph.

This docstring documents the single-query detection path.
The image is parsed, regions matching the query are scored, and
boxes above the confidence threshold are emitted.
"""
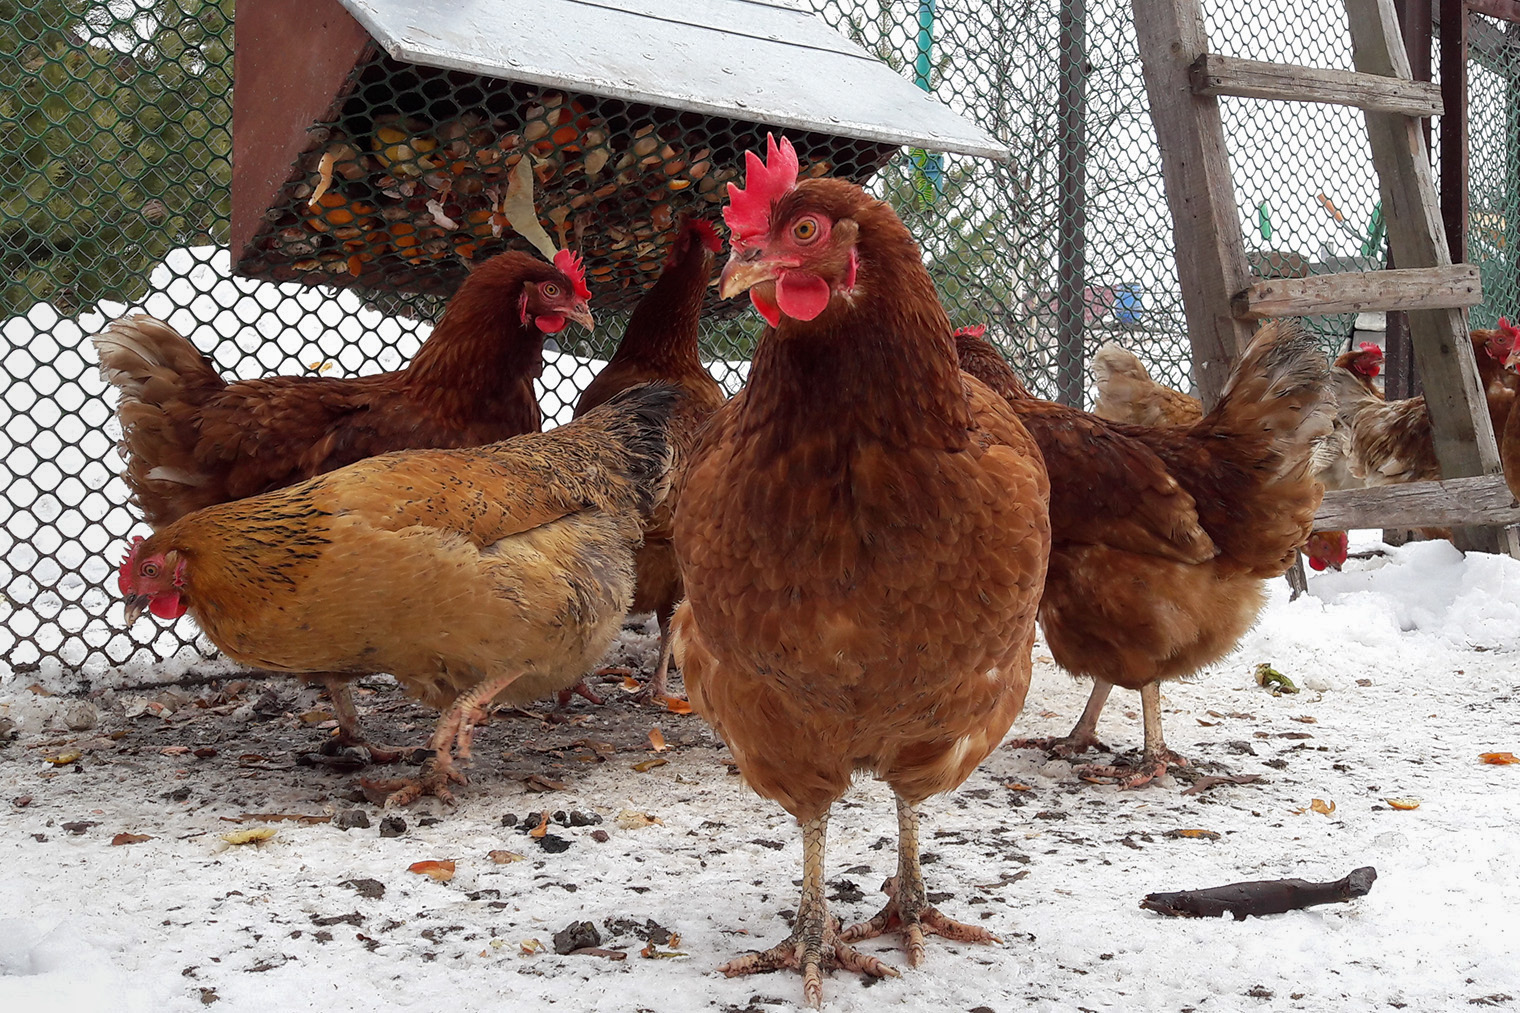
[1142,867,1377,919]
[536,832,571,854]
[378,816,407,838]
[553,920,602,955]
[332,809,371,830]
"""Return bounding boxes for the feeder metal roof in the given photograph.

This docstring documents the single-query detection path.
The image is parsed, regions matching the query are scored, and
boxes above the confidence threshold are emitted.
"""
[336,0,1010,161]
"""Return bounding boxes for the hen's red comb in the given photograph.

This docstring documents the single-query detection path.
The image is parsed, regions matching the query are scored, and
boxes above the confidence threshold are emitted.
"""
[1358,341,1383,357]
[724,134,800,245]
[684,218,723,255]
[118,535,144,592]
[553,249,591,301]
[953,324,988,340]
[1499,317,1519,344]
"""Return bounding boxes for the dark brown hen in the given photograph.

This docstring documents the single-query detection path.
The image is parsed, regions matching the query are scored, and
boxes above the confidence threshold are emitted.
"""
[957,322,1331,786]
[573,219,726,701]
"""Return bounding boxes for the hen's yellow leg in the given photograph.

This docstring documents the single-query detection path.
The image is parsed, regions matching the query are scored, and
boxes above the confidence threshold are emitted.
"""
[718,809,899,1008]
[841,795,1002,966]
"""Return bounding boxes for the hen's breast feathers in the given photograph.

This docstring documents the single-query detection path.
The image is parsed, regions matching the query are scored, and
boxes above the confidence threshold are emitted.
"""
[675,375,1049,817]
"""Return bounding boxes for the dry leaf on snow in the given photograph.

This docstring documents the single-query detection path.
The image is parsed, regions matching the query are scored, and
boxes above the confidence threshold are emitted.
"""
[662,697,693,715]
[632,758,668,773]
[1179,774,1262,796]
[221,827,276,846]
[44,751,81,765]
[408,860,456,882]
[488,850,526,864]
[648,728,668,752]
[615,810,664,830]
[520,939,545,956]
[523,774,567,792]
[1288,799,1336,816]
[529,811,551,838]
[1385,798,1421,810]
[1479,752,1518,765]
[112,833,152,845]
[640,940,688,959]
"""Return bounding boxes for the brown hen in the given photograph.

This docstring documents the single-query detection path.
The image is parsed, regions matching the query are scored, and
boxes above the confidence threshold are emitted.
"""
[573,219,726,701]
[116,385,677,806]
[957,321,1332,787]
[672,136,1049,1006]
[95,249,593,749]
[93,249,591,527]
[1090,342,1203,427]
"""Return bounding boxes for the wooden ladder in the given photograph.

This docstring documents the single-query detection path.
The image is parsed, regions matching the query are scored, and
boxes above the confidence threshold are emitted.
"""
[1134,0,1519,556]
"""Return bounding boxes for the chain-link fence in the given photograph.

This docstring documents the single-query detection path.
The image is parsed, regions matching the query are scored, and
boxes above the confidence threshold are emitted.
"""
[3,0,1517,685]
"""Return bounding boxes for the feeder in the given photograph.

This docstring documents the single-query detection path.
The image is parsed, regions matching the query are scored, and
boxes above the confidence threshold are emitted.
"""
[230,0,1008,313]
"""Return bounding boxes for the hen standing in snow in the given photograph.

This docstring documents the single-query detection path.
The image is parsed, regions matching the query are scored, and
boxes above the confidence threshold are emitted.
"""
[573,218,727,701]
[957,321,1332,786]
[671,136,1050,1006]
[116,386,676,807]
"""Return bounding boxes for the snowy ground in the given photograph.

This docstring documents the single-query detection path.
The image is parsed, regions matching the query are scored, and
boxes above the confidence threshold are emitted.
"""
[2,535,1519,1013]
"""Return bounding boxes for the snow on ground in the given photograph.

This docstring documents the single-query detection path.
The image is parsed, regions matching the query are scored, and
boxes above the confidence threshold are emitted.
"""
[2,542,1519,1013]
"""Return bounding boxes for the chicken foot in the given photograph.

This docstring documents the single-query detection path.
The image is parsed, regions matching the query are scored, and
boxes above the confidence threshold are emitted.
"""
[322,676,406,764]
[1010,680,1113,758]
[633,609,683,703]
[367,670,524,807]
[841,795,1002,966]
[1076,682,1189,788]
[555,679,605,709]
[718,811,899,1008]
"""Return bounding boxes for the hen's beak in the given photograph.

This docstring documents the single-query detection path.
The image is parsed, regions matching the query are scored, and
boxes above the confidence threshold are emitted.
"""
[567,303,594,332]
[718,251,780,299]
[123,595,149,626]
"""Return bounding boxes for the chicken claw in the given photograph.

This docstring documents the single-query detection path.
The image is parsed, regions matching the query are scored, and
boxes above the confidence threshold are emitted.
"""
[323,676,406,764]
[719,917,899,1007]
[366,669,524,808]
[841,876,1001,966]
[366,755,469,807]
[1074,683,1187,788]
[1009,732,1108,759]
[555,678,605,709]
[1076,747,1189,789]
[842,797,1002,966]
[720,811,898,1008]
[1011,680,1113,759]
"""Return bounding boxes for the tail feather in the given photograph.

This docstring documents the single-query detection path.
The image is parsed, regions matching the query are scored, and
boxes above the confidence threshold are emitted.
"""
[557,382,682,519]
[1091,343,1203,426]
[1090,343,1152,386]
[92,314,225,400]
[91,314,228,526]
[1205,319,1335,483]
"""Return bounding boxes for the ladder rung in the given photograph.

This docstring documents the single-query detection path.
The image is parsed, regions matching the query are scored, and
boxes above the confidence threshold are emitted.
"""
[1233,265,1481,319]
[1315,474,1520,531]
[1190,53,1444,117]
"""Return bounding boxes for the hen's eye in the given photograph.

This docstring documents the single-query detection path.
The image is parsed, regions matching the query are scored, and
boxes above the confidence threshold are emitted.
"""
[792,218,819,242]
[542,282,561,298]
[141,563,159,578]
